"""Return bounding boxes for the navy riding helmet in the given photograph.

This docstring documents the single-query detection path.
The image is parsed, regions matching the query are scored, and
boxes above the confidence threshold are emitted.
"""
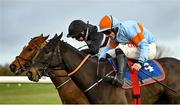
[67,20,87,38]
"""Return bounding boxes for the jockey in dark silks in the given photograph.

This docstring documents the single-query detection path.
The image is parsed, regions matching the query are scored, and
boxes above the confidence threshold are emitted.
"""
[67,20,109,55]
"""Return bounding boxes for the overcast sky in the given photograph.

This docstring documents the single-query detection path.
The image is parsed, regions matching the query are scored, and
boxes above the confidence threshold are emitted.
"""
[0,0,180,65]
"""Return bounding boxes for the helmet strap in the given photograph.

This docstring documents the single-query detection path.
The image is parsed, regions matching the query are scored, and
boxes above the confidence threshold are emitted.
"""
[112,27,118,35]
[110,15,113,29]
[85,21,89,40]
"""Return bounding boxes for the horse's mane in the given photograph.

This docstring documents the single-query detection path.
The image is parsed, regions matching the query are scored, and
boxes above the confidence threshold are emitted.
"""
[59,40,85,56]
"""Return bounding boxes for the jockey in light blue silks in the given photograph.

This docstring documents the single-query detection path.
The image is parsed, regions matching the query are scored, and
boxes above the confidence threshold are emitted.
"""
[98,15,157,86]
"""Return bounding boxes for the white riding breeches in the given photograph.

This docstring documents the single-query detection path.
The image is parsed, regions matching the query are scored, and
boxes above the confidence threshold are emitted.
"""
[104,43,157,60]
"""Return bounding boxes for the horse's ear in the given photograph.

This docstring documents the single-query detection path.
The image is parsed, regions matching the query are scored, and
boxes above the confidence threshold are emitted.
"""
[53,34,58,39]
[45,35,49,40]
[41,33,43,36]
[54,32,63,42]
[58,32,63,40]
[55,33,58,36]
[23,45,26,49]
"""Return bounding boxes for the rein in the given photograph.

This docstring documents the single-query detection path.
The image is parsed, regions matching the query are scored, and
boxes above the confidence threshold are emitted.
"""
[53,54,91,77]
[68,54,91,76]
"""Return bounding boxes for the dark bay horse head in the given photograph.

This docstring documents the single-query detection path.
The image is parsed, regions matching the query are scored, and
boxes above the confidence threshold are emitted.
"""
[27,33,63,82]
[9,34,49,75]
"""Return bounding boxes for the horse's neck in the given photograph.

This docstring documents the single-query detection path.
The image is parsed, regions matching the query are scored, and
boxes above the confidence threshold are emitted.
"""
[61,44,89,71]
[50,70,69,88]
[61,44,112,74]
[60,43,99,91]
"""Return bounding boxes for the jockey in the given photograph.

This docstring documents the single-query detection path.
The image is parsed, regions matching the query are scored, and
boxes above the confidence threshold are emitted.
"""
[98,15,157,86]
[67,20,109,55]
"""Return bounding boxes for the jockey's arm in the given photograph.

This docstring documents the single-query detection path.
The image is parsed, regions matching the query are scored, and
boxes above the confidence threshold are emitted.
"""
[137,39,149,63]
[99,40,119,60]
[99,45,112,60]
[129,23,149,63]
[82,32,103,55]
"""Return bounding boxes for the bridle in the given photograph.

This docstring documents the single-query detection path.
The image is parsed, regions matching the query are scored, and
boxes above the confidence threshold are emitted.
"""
[15,41,42,71]
[15,56,32,71]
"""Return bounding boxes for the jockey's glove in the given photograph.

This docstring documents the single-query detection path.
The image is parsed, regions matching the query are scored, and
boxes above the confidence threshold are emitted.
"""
[131,60,144,71]
[132,63,142,71]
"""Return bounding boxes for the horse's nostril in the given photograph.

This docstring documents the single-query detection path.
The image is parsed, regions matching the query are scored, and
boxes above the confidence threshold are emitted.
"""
[9,64,16,72]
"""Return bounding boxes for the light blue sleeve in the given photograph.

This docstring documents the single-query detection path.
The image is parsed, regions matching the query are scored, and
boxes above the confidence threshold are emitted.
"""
[99,45,112,59]
[122,21,141,39]
[138,39,149,62]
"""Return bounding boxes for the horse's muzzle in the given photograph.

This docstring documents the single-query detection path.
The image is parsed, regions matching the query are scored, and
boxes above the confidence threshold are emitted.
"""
[9,64,16,73]
[26,70,40,82]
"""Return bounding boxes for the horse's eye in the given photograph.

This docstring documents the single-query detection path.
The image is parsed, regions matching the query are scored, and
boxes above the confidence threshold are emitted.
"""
[27,47,33,51]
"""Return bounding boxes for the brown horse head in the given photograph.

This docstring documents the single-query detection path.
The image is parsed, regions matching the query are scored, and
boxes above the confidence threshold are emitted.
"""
[9,34,49,75]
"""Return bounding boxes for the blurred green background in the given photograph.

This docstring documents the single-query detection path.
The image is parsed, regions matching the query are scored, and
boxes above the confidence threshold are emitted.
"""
[0,64,62,104]
[0,83,61,104]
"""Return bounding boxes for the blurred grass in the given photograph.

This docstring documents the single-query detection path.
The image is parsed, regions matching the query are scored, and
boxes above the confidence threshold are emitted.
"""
[0,83,61,104]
